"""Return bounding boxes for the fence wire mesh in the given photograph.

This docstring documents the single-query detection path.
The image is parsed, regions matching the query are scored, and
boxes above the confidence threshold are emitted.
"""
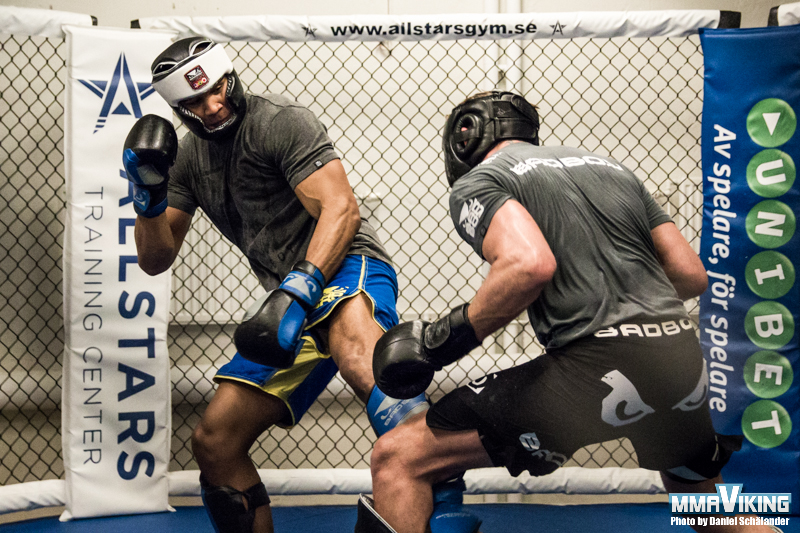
[0,32,704,484]
[0,34,66,484]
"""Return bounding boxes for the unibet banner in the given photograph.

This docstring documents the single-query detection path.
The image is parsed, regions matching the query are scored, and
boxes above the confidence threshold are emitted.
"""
[699,25,800,514]
[62,26,176,519]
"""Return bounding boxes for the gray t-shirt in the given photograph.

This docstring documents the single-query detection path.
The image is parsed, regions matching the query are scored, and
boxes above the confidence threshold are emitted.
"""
[450,143,687,349]
[168,93,391,290]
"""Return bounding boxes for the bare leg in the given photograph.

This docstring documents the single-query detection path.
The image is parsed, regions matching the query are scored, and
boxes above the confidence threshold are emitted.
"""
[661,473,778,533]
[370,414,494,533]
[193,381,290,533]
[326,292,383,403]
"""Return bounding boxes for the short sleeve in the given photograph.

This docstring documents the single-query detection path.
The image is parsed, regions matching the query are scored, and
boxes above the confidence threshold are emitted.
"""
[637,178,673,230]
[167,136,199,216]
[264,106,340,189]
[449,170,513,259]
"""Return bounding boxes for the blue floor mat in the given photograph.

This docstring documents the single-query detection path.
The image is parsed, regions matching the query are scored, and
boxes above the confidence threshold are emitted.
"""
[2,504,797,532]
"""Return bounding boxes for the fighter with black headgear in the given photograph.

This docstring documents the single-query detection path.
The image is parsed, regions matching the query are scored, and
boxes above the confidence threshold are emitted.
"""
[442,90,539,186]
[362,91,760,533]
[373,91,540,401]
[121,37,432,533]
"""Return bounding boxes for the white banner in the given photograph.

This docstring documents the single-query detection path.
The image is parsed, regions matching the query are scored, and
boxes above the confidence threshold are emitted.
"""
[61,25,177,520]
[137,10,723,43]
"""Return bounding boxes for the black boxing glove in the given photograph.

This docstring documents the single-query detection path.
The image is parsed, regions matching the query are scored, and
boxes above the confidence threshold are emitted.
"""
[373,304,481,399]
[122,114,178,218]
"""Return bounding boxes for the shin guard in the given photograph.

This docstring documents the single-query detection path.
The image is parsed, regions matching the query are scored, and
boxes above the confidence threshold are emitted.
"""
[367,385,429,437]
[200,476,270,533]
[430,476,482,533]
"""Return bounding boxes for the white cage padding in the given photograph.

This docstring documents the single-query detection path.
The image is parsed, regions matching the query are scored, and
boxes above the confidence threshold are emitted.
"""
[777,2,800,25]
[0,468,664,514]
[0,6,93,38]
[136,10,723,43]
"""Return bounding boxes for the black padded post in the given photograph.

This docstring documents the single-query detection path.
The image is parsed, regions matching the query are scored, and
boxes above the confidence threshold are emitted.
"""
[768,7,780,27]
[718,11,742,29]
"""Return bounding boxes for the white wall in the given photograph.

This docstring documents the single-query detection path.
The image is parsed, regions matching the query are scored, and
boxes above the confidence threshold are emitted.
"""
[1,0,779,30]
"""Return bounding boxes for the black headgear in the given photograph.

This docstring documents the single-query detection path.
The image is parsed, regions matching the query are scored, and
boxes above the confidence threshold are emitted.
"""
[442,91,539,186]
[150,37,246,141]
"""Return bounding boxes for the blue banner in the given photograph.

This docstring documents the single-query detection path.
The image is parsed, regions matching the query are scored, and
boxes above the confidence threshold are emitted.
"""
[699,25,800,514]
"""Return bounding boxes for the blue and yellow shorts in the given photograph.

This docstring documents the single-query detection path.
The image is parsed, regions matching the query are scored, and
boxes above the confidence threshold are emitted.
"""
[215,255,399,428]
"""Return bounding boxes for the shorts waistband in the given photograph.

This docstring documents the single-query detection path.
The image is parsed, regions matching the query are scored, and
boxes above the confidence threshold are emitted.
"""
[593,317,695,339]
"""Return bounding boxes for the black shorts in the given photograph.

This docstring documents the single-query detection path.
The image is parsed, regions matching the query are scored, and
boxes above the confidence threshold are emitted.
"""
[427,318,738,481]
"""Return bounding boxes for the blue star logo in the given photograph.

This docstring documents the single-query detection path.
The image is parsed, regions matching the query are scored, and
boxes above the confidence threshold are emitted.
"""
[78,53,157,133]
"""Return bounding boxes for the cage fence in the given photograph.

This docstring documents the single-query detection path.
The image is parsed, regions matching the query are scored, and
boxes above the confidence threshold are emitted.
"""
[0,27,706,486]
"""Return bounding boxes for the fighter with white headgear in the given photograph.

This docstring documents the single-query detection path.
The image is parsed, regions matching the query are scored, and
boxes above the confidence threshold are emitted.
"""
[121,37,434,533]
[151,37,246,139]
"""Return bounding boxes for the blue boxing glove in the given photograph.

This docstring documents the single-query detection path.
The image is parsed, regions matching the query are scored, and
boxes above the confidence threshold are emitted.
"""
[122,114,177,218]
[234,261,325,369]
[373,304,481,399]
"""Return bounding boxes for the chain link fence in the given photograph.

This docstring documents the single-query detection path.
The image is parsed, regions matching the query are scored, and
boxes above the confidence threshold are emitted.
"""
[1,31,705,485]
[0,34,66,484]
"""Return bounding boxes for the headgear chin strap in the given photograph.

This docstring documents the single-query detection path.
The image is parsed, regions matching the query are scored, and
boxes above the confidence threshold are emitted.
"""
[150,37,247,141]
[442,91,539,186]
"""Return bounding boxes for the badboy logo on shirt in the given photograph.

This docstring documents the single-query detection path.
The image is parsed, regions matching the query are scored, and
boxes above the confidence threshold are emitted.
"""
[510,154,625,176]
[459,198,484,239]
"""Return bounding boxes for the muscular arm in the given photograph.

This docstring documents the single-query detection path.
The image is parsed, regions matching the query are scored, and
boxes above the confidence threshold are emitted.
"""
[134,206,193,276]
[467,200,557,340]
[294,159,362,281]
[651,221,708,300]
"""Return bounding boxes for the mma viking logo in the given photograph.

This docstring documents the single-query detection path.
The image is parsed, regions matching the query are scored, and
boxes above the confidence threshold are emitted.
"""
[184,66,210,91]
[78,53,157,133]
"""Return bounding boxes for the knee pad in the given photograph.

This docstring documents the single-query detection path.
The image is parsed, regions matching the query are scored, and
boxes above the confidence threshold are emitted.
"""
[355,494,397,533]
[201,476,270,533]
[663,433,743,484]
[367,385,429,437]
[430,476,482,533]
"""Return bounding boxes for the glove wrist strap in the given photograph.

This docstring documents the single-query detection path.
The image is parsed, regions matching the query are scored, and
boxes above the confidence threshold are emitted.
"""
[279,260,326,308]
[133,181,168,218]
[424,303,481,368]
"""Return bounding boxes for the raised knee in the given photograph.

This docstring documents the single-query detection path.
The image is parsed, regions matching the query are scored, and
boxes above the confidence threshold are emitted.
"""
[191,422,213,462]
[371,434,394,473]
[371,426,421,480]
[192,419,237,465]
